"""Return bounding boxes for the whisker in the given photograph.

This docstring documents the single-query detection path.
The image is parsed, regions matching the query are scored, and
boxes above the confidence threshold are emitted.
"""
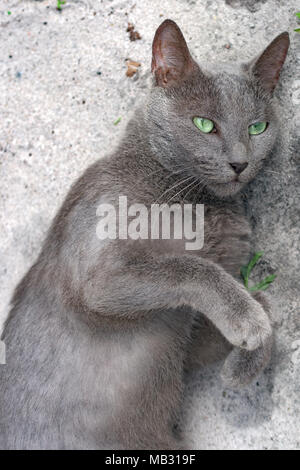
[153,175,195,205]
[260,170,287,185]
[182,178,199,202]
[145,163,184,179]
[263,169,282,175]
[129,163,196,198]
[183,176,208,203]
[165,177,199,205]
[193,177,208,201]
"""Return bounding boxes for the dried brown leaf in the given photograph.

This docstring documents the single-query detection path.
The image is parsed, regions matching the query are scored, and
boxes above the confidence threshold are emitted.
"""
[126,22,141,41]
[125,59,141,77]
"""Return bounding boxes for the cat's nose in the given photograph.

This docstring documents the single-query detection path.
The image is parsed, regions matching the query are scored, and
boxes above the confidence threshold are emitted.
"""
[229,162,248,175]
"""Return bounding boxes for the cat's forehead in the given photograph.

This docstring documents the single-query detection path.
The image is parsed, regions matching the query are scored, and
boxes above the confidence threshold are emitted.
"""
[172,65,269,120]
[203,63,257,101]
[212,72,257,111]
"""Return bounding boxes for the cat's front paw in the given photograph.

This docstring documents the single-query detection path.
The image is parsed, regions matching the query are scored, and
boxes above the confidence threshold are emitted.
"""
[226,299,272,351]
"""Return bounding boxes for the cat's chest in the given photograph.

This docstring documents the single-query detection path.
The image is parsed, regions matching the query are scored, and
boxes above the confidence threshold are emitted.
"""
[148,204,252,277]
[200,205,252,276]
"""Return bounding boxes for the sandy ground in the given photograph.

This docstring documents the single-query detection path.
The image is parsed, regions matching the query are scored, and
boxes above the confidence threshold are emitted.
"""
[0,0,299,450]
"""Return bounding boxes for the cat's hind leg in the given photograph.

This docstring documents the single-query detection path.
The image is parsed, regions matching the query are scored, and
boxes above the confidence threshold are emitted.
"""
[184,313,232,372]
[220,335,272,388]
[184,293,274,388]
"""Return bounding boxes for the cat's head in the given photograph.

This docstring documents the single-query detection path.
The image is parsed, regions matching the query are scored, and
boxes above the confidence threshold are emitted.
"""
[147,20,290,198]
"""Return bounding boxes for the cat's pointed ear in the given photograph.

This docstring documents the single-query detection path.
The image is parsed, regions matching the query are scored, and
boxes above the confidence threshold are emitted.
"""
[249,32,290,94]
[151,19,197,87]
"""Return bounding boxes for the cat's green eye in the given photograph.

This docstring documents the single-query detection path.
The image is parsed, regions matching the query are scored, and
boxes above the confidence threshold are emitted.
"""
[248,122,268,136]
[193,117,215,134]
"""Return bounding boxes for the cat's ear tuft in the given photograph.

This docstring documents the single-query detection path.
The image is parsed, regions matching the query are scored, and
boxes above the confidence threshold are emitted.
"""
[250,32,290,94]
[151,19,197,88]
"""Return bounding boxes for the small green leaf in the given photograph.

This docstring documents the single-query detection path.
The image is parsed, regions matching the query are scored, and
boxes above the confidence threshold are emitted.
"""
[57,0,66,10]
[247,252,263,273]
[240,266,248,288]
[240,252,277,292]
[7,11,11,15]
[113,117,121,125]
[295,28,300,33]
[249,274,277,292]
[296,12,300,18]
[240,265,248,283]
[241,251,263,288]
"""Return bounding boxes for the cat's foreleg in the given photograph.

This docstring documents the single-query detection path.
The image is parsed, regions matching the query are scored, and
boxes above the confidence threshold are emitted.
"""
[221,291,274,388]
[81,247,272,352]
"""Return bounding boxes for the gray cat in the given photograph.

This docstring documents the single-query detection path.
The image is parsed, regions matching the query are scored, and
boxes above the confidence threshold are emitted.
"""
[0,20,289,450]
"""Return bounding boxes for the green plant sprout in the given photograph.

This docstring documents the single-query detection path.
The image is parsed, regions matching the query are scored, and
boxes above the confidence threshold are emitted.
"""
[240,252,277,292]
[113,117,122,126]
[57,0,66,11]
[295,12,300,33]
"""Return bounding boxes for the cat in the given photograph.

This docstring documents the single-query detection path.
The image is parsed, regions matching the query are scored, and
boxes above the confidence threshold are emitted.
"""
[0,20,289,450]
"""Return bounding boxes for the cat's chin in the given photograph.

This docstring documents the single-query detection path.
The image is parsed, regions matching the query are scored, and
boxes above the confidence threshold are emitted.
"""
[208,181,245,198]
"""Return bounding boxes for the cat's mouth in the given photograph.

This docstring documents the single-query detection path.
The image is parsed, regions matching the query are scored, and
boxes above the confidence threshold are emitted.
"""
[210,179,245,198]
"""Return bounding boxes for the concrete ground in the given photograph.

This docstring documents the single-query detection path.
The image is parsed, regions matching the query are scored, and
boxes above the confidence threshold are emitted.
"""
[0,0,299,450]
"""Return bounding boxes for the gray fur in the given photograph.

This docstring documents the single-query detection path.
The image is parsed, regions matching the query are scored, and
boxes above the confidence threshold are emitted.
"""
[0,20,289,449]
